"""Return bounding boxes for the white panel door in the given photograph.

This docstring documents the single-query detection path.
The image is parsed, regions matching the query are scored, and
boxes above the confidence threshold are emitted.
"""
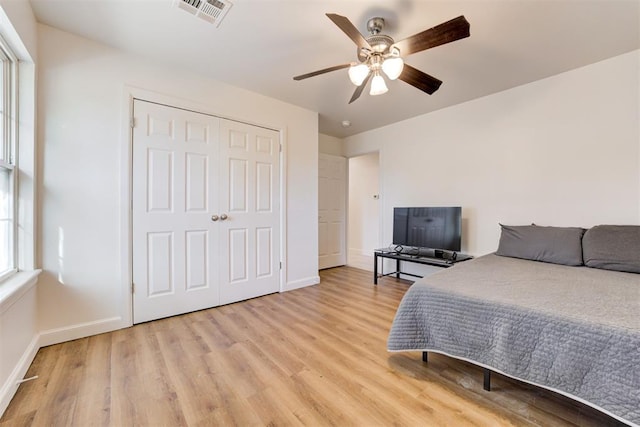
[219,119,280,305]
[133,100,220,323]
[318,153,347,269]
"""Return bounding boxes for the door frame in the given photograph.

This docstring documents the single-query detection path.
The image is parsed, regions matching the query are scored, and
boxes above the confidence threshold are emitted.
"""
[346,150,383,271]
[119,86,287,327]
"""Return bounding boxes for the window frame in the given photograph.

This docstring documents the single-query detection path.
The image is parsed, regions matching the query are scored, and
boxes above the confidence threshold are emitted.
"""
[0,34,18,282]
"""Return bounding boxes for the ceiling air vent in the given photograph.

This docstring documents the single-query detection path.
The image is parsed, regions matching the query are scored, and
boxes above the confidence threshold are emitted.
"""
[174,0,233,27]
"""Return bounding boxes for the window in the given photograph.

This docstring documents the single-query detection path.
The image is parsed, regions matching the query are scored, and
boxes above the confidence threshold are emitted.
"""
[0,38,16,280]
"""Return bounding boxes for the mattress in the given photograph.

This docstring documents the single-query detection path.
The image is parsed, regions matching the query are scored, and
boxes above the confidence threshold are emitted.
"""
[387,254,640,426]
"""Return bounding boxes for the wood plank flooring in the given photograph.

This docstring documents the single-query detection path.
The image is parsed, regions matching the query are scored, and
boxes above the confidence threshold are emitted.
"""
[1,267,626,426]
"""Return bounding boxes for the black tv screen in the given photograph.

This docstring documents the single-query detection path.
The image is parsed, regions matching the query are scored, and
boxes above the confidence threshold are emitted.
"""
[393,207,462,251]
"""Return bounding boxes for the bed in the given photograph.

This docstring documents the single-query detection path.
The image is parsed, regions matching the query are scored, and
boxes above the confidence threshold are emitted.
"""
[387,225,640,426]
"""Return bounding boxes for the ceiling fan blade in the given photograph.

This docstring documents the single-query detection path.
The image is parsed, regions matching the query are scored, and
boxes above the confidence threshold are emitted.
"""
[326,13,372,50]
[293,63,351,81]
[398,64,442,95]
[348,73,372,104]
[393,15,470,56]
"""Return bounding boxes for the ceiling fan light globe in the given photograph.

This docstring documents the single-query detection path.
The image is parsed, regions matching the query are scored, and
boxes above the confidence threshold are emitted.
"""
[370,74,388,96]
[382,57,404,80]
[348,64,370,86]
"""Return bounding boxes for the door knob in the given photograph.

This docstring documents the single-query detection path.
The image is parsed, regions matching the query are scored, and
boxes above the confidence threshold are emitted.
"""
[220,213,228,221]
[211,215,219,222]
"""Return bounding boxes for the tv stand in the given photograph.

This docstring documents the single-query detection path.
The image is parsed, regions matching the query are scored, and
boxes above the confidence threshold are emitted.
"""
[373,249,473,284]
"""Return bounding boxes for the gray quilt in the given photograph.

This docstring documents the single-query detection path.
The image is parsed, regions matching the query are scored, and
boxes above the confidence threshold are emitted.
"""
[387,254,640,426]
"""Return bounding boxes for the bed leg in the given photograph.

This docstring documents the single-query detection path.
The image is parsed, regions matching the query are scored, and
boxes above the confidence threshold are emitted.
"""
[422,352,428,363]
[483,368,491,391]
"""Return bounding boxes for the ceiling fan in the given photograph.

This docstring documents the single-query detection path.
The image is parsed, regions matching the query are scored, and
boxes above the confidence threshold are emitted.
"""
[293,13,470,103]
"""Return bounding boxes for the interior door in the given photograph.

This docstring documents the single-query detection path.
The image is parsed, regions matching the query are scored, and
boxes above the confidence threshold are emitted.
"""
[318,153,347,269]
[218,119,280,305]
[132,100,220,323]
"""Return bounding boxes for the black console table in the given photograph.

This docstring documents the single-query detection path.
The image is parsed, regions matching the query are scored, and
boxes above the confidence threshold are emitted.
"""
[373,249,473,284]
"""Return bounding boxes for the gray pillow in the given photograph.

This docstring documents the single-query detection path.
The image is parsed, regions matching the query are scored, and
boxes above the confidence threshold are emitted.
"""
[582,225,640,273]
[496,224,585,266]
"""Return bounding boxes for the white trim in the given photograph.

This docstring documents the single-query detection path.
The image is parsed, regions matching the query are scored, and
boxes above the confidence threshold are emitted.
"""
[284,275,320,292]
[38,317,125,348]
[15,60,37,272]
[119,91,134,327]
[279,127,288,291]
[121,85,287,323]
[0,36,18,278]
[388,348,638,427]
[0,13,38,274]
[0,269,39,315]
[0,334,38,416]
[0,268,17,284]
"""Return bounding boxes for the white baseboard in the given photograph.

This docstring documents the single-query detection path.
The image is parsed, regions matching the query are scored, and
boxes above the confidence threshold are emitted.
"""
[1,316,128,417]
[38,316,126,348]
[283,276,320,292]
[0,334,39,417]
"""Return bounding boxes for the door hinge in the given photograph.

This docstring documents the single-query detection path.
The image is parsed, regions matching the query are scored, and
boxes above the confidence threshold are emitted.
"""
[279,144,282,153]
[131,282,135,294]
[130,117,136,128]
[279,262,282,270]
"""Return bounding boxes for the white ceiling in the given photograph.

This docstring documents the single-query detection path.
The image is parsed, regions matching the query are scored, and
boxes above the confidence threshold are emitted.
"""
[29,0,640,138]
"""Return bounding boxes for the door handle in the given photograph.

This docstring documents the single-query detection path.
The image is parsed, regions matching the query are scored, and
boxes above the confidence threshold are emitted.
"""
[211,215,219,222]
[220,213,228,221]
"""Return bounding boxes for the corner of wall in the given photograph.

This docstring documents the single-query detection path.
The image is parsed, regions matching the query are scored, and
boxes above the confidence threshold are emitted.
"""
[318,133,345,157]
[347,249,374,272]
[283,276,320,292]
[0,334,39,417]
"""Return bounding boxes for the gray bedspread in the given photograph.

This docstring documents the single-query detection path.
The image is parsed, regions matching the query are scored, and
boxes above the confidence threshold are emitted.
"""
[387,254,640,426]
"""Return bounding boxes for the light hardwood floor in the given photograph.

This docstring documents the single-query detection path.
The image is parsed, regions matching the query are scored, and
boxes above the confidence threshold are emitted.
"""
[1,267,625,426]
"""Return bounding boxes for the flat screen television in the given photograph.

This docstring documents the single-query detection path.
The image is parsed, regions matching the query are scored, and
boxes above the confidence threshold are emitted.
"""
[393,207,462,252]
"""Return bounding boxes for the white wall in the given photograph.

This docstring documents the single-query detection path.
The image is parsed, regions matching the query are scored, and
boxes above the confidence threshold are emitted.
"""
[347,152,380,271]
[319,133,343,156]
[344,50,640,269]
[36,24,319,343]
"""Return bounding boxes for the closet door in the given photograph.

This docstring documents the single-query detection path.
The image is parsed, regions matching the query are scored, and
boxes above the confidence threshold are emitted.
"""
[132,100,220,323]
[132,101,281,323]
[218,119,280,305]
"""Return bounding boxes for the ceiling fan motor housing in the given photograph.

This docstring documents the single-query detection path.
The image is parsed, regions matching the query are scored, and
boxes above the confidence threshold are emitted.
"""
[358,17,395,62]
[367,34,394,52]
[367,17,385,34]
